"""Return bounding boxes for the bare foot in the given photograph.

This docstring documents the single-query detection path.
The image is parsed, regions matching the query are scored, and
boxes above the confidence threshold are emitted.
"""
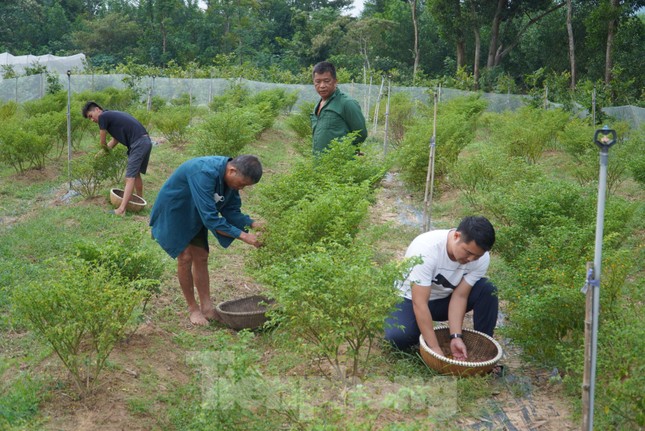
[114,208,126,216]
[189,309,209,326]
[202,307,223,323]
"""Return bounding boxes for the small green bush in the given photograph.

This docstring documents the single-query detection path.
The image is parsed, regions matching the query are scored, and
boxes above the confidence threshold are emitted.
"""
[209,82,250,111]
[396,95,487,193]
[558,119,633,192]
[0,100,18,119]
[12,258,144,395]
[248,88,298,114]
[489,106,569,164]
[372,92,416,143]
[264,241,416,381]
[74,237,164,312]
[151,106,191,146]
[71,146,128,197]
[254,137,386,223]
[252,182,371,268]
[0,118,51,173]
[191,107,262,157]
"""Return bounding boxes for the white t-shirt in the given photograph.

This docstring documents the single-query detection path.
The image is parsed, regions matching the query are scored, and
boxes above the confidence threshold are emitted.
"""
[398,229,489,300]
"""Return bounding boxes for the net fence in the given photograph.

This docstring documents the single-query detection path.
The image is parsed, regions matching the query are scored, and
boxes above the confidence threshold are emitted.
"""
[0,73,642,129]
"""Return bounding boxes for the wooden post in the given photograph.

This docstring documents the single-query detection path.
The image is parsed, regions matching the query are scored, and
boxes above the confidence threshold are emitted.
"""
[582,262,594,430]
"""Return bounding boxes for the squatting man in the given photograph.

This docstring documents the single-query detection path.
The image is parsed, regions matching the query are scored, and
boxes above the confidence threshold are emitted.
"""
[385,216,498,361]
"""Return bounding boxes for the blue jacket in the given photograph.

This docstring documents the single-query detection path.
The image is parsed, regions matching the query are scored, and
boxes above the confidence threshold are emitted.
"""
[149,156,253,258]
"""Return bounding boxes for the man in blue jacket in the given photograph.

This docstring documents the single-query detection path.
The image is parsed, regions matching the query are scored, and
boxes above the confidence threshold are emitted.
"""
[150,155,264,326]
[310,61,367,155]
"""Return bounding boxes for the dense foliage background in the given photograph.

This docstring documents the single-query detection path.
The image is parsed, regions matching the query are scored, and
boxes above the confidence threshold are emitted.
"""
[1,0,643,105]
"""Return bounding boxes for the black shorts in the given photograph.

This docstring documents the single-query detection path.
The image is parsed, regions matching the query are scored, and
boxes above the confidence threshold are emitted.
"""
[189,227,209,251]
[126,135,152,178]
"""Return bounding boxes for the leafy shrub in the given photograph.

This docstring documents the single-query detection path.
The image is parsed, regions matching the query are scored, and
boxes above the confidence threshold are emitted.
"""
[252,182,371,268]
[254,136,387,221]
[0,100,18,119]
[450,143,543,208]
[478,179,595,261]
[489,106,569,164]
[169,92,194,107]
[191,107,262,157]
[12,258,144,395]
[263,241,415,381]
[151,106,191,146]
[558,119,633,192]
[504,283,584,365]
[71,146,128,197]
[209,82,250,111]
[248,88,298,114]
[285,102,314,139]
[23,110,68,158]
[396,95,487,193]
[372,92,416,143]
[74,237,164,313]
[0,118,51,173]
[21,92,66,117]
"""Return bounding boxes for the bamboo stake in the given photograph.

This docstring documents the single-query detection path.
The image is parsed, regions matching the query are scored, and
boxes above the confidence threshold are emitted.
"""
[383,79,391,155]
[422,92,438,232]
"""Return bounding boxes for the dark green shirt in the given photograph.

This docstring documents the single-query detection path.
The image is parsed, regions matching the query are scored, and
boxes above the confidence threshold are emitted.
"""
[311,88,367,154]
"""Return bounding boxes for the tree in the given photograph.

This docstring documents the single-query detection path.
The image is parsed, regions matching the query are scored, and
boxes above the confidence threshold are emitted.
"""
[486,0,566,68]
[567,0,576,89]
[409,0,420,81]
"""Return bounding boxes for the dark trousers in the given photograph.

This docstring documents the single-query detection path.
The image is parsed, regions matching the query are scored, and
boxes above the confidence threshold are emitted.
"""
[384,278,498,350]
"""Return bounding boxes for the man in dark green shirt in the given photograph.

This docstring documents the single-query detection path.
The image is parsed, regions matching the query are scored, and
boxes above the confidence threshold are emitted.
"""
[310,61,368,155]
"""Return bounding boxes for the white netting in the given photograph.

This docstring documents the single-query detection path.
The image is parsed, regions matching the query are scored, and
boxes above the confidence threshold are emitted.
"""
[0,71,642,130]
[0,52,85,75]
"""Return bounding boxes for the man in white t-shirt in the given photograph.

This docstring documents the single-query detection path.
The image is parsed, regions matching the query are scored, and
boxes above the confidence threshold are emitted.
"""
[385,216,498,360]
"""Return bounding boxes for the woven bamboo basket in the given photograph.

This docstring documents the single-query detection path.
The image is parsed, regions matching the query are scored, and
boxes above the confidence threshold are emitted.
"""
[419,326,503,376]
[109,188,147,212]
[215,295,274,330]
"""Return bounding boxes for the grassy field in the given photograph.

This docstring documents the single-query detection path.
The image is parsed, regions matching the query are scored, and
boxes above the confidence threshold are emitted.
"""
[0,112,609,431]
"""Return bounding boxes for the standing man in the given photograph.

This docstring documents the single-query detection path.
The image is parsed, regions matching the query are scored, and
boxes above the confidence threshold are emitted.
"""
[310,61,368,155]
[385,216,498,360]
[149,155,264,326]
[82,101,152,216]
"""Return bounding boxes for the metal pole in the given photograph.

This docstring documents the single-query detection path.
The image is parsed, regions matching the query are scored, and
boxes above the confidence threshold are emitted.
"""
[583,126,617,431]
[66,70,72,191]
[422,92,438,232]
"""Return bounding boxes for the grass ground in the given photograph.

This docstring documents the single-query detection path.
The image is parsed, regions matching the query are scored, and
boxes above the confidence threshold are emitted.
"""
[0,117,577,430]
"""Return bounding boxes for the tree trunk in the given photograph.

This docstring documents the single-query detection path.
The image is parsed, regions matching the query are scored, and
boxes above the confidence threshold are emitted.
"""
[473,27,481,89]
[410,0,420,82]
[566,0,576,90]
[487,0,506,68]
[605,0,619,85]
[456,40,466,69]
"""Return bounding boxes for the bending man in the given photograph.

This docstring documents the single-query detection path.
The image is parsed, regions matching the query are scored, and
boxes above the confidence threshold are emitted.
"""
[83,101,152,216]
[150,155,264,326]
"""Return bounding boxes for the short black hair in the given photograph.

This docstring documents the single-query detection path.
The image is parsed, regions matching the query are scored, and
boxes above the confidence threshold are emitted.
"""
[457,216,495,251]
[312,61,336,80]
[230,155,263,184]
[82,101,103,118]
